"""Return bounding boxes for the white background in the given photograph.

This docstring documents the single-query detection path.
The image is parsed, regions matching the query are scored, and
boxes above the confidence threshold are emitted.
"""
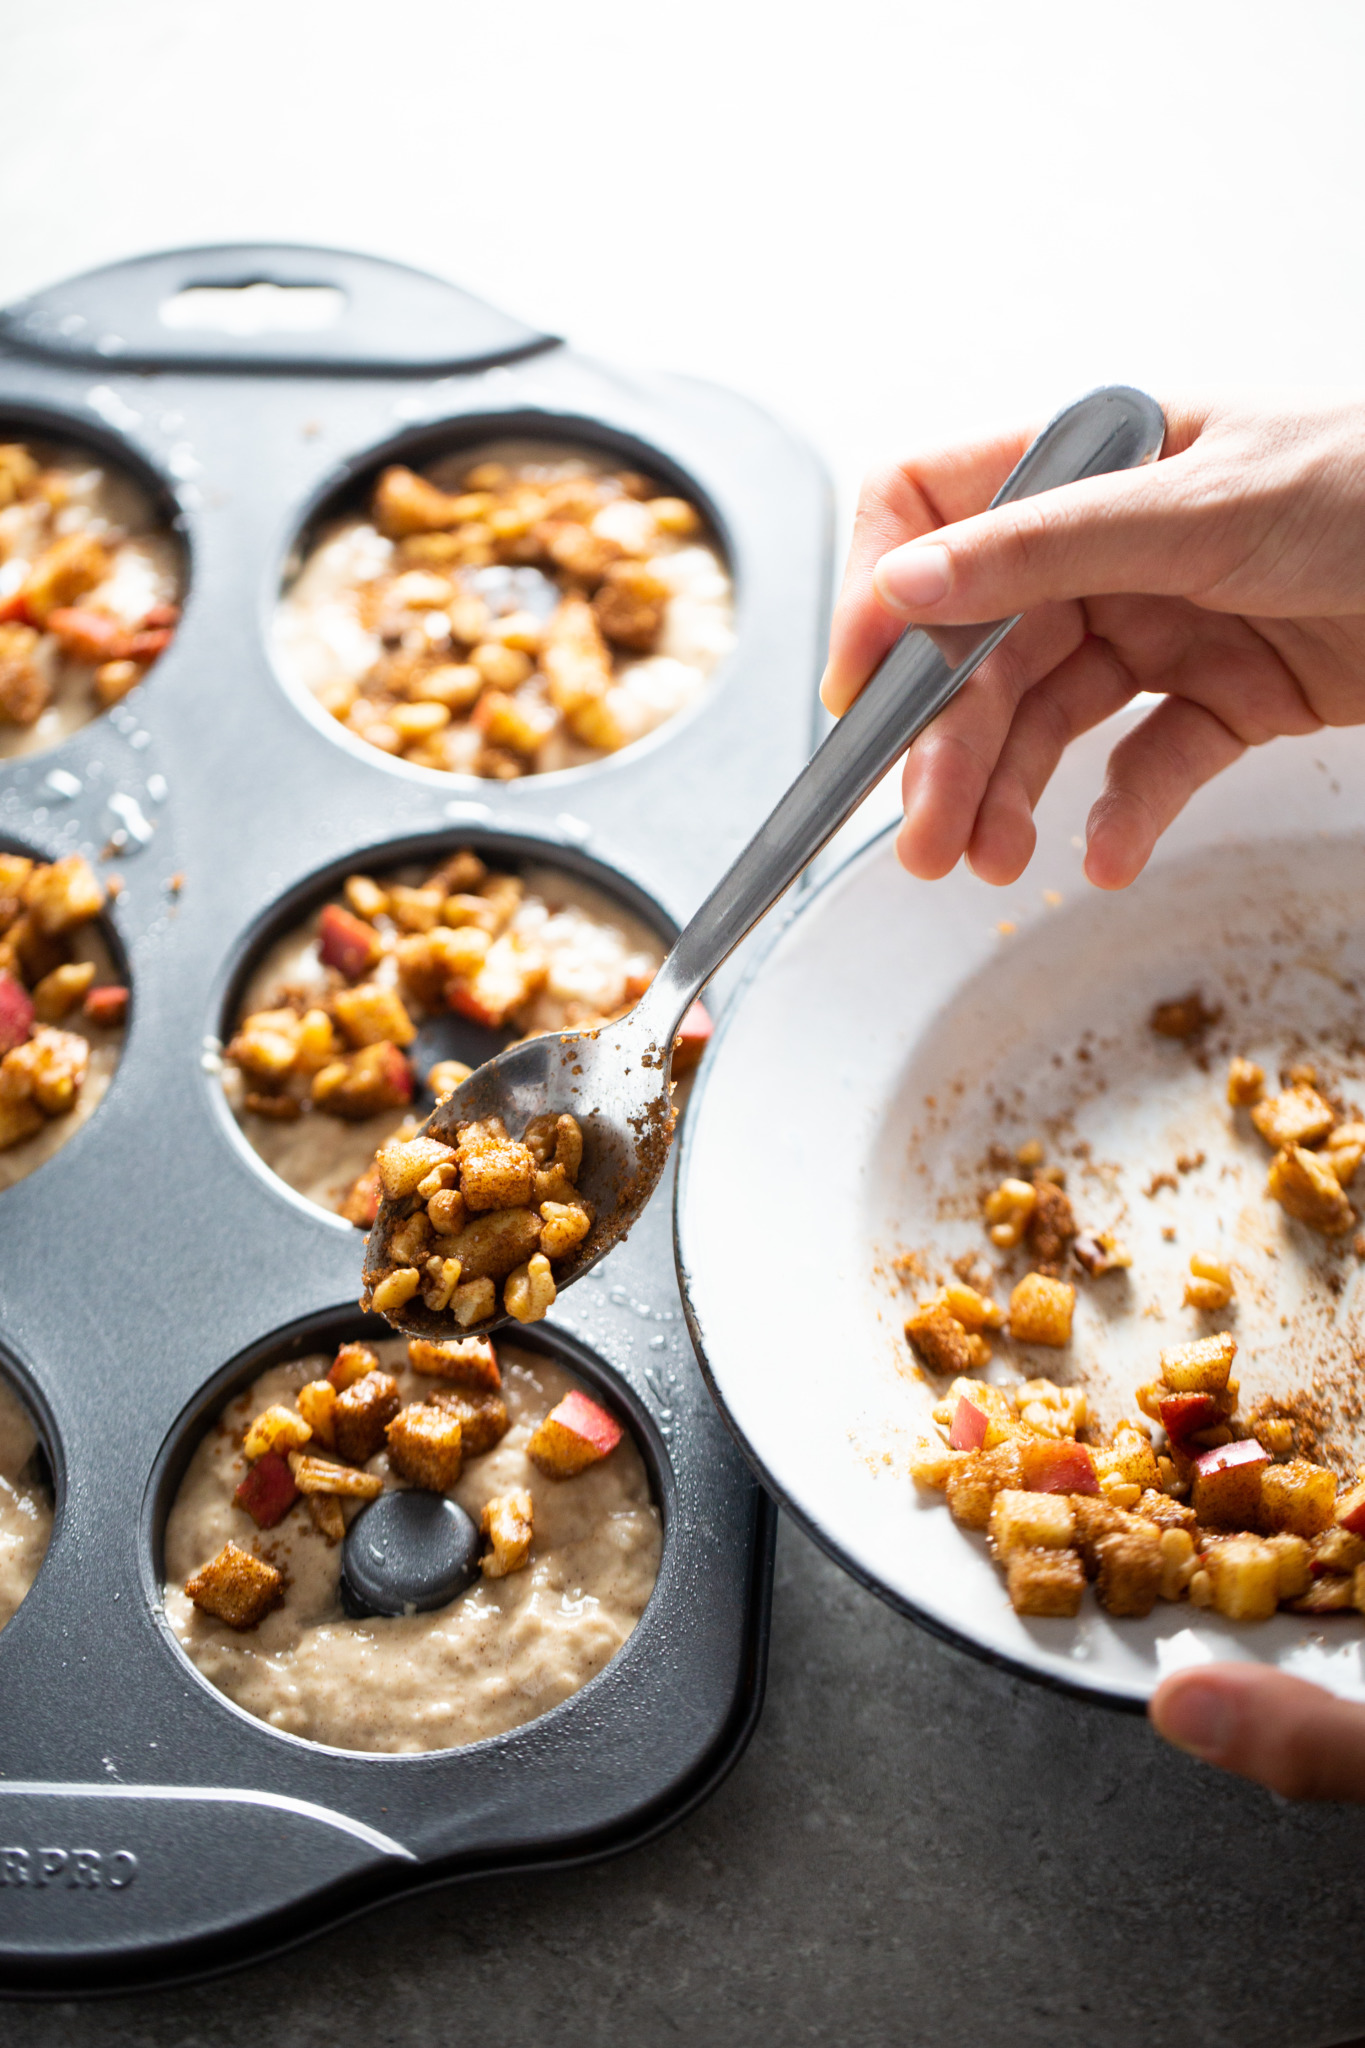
[3,0,1363,544]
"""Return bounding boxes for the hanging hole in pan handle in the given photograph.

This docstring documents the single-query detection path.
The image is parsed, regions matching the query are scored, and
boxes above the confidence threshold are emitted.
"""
[0,243,559,377]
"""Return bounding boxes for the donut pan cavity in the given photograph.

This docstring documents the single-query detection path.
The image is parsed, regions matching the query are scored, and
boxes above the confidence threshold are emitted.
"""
[0,246,831,1993]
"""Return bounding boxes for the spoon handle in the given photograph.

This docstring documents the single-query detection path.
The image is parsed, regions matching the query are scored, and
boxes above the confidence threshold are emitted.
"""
[639,384,1165,1044]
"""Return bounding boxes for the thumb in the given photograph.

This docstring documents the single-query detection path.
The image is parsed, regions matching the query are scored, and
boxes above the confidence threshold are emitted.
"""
[1150,1664,1365,1801]
[872,455,1214,626]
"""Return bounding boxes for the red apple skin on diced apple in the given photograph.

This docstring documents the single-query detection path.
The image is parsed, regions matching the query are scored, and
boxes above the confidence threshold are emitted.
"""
[1191,1436,1269,1528]
[446,980,504,1029]
[0,591,36,626]
[1335,1480,1365,1536]
[948,1396,989,1452]
[233,1450,298,1529]
[0,972,34,1054]
[671,1001,713,1076]
[318,903,381,980]
[1021,1437,1098,1494]
[527,1390,625,1477]
[1159,1392,1219,1446]
[82,983,128,1028]
[376,1042,413,1103]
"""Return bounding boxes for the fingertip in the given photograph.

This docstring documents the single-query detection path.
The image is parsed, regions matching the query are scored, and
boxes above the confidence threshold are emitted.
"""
[1150,1671,1238,1762]
[873,540,952,617]
[1083,791,1153,891]
[895,815,959,882]
[966,809,1036,888]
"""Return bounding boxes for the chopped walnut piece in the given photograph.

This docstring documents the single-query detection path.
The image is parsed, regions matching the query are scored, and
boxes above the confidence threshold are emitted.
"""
[307,1494,346,1544]
[1073,1231,1131,1276]
[243,1405,312,1461]
[592,560,670,652]
[481,1490,534,1578]
[1325,1123,1365,1186]
[288,1452,385,1499]
[185,1542,283,1630]
[1227,1056,1265,1107]
[1183,1252,1233,1312]
[983,1176,1036,1248]
[1251,1085,1335,1151]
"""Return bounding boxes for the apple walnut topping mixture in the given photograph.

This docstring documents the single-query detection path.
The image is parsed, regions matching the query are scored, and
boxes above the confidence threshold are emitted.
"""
[183,1334,624,1632]
[0,853,126,1154]
[222,848,683,1225]
[911,1329,1365,1626]
[274,444,733,779]
[903,1022,1365,1626]
[364,1111,591,1329]
[0,440,180,749]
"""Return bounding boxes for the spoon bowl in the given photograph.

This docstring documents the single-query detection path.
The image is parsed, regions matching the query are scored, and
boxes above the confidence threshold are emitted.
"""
[364,386,1168,1338]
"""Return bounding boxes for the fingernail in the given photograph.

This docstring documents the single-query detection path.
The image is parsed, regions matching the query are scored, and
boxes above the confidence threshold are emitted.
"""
[877,541,951,612]
[1157,1679,1236,1760]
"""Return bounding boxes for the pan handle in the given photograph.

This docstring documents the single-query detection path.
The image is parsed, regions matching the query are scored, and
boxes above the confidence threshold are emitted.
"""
[0,244,557,377]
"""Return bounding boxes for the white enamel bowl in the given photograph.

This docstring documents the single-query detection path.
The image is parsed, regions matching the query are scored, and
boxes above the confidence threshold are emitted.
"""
[676,713,1365,1707]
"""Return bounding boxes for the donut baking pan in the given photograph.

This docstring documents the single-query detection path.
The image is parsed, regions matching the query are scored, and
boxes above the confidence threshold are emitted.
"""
[0,245,831,1992]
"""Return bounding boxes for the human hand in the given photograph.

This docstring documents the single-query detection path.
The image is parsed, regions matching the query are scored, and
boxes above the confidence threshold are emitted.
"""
[822,398,1365,889]
[1150,1663,1365,1799]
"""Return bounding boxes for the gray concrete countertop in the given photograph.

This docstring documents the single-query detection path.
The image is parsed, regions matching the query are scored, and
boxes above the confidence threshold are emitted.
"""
[10,1516,1365,2048]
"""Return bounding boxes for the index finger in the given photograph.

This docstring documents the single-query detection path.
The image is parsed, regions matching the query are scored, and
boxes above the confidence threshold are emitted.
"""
[822,423,1039,716]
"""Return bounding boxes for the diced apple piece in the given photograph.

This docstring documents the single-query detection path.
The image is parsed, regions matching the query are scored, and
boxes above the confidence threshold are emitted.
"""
[333,1371,401,1464]
[1006,1547,1085,1618]
[1265,1533,1313,1600]
[1093,1525,1163,1616]
[1259,1457,1338,1538]
[944,1441,1024,1530]
[904,1302,975,1377]
[1206,1534,1280,1621]
[1159,1332,1237,1393]
[1334,1479,1365,1536]
[908,1438,965,1491]
[317,902,382,979]
[671,1000,713,1075]
[1159,1391,1220,1445]
[232,1450,299,1529]
[311,1040,412,1118]
[1020,1437,1098,1495]
[988,1488,1075,1557]
[1267,1144,1355,1236]
[527,1389,623,1478]
[385,1403,463,1490]
[0,971,33,1054]
[1008,1272,1075,1347]
[333,982,416,1050]
[1094,1428,1160,1497]
[1191,1437,1270,1527]
[407,1336,501,1389]
[377,1134,458,1199]
[1314,1526,1365,1573]
[185,1541,283,1630]
[948,1394,989,1452]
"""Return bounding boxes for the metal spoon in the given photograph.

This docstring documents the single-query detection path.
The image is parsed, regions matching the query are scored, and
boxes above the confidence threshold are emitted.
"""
[365,385,1166,1338]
